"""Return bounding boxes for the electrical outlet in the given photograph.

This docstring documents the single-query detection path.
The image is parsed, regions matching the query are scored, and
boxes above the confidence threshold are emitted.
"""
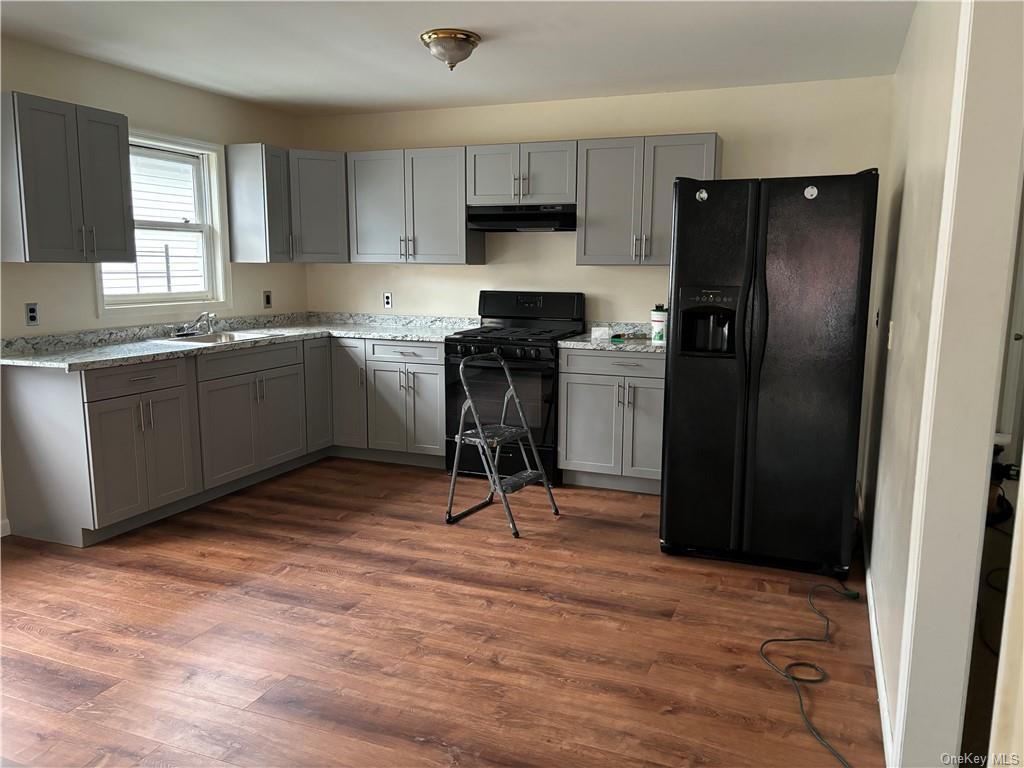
[25,302,39,326]
[262,290,273,309]
[383,292,393,310]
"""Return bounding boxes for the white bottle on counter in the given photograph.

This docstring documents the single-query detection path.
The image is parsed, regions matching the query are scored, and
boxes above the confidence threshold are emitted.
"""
[651,304,668,345]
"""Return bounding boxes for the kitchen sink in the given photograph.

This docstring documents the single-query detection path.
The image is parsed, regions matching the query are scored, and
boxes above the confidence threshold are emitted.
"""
[157,330,284,345]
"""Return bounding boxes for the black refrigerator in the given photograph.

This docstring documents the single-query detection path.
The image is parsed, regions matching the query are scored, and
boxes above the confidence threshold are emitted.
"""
[660,170,878,577]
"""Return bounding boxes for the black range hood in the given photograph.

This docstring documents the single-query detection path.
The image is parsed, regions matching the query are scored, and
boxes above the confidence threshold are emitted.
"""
[466,204,576,232]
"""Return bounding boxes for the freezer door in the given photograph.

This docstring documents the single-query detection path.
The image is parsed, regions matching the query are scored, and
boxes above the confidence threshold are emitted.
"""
[743,172,878,571]
[660,178,759,552]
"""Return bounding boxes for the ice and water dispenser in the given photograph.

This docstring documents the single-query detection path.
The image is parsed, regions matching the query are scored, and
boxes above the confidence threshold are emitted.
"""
[676,286,740,356]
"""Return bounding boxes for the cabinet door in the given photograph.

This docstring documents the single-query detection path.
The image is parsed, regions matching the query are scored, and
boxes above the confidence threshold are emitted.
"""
[405,364,445,456]
[465,144,519,204]
[347,150,405,262]
[264,145,292,262]
[621,377,665,480]
[576,137,644,265]
[290,149,348,263]
[303,338,333,451]
[86,394,149,527]
[77,105,135,263]
[258,364,307,468]
[143,385,202,508]
[405,147,466,264]
[521,141,576,204]
[11,93,85,262]
[198,372,260,487]
[366,361,406,451]
[640,133,718,266]
[332,339,368,449]
[557,373,623,475]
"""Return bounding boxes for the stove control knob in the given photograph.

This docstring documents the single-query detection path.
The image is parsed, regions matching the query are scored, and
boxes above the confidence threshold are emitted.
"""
[528,348,541,360]
[456,344,466,355]
[469,345,479,355]
[514,347,525,359]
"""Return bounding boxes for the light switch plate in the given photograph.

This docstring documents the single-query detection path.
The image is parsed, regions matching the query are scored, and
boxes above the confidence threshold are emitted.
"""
[25,302,38,326]
[262,290,273,309]
[383,292,393,310]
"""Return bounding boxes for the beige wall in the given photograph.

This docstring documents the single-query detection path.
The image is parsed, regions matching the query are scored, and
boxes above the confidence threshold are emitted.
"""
[302,76,893,322]
[0,36,308,336]
[862,0,962,741]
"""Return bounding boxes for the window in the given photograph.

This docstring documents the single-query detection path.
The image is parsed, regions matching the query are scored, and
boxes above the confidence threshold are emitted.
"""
[100,139,223,308]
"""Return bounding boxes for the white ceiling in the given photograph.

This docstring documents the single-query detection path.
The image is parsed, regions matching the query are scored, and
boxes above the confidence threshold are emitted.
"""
[1,1,915,115]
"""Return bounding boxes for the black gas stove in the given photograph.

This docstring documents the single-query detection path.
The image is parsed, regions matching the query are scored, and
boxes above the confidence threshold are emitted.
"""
[444,291,585,484]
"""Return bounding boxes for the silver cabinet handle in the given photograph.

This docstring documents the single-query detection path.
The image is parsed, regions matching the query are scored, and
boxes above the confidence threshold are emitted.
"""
[89,226,98,258]
[407,370,415,393]
[399,235,406,259]
[640,234,648,262]
[616,381,623,406]
[148,399,155,430]
[408,235,415,258]
[513,174,520,200]
[80,224,88,261]
[632,235,640,262]
[262,375,268,403]
[138,400,146,432]
[128,375,158,383]
[611,362,641,367]
[398,350,419,356]
[398,368,405,390]
[626,382,634,408]
[522,173,529,196]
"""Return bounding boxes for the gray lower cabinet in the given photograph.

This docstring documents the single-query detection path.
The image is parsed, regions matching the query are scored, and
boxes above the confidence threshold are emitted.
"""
[2,91,134,263]
[558,373,623,474]
[304,338,333,451]
[366,359,445,455]
[331,339,368,448]
[86,383,202,528]
[621,376,665,479]
[558,370,664,480]
[198,363,307,488]
[577,132,718,265]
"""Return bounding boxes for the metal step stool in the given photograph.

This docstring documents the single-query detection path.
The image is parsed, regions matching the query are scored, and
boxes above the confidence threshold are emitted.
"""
[445,353,560,537]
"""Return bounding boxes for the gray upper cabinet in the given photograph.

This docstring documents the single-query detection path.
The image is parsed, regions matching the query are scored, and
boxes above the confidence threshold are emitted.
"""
[2,92,135,263]
[558,373,623,475]
[621,376,665,480]
[86,393,149,527]
[76,105,135,262]
[367,361,407,451]
[520,141,576,204]
[466,141,576,205]
[348,149,405,263]
[639,133,719,265]
[332,339,368,449]
[465,144,519,204]
[304,338,333,451]
[198,372,261,487]
[577,132,718,265]
[405,147,469,265]
[576,137,644,265]
[227,143,293,263]
[405,363,445,456]
[289,149,348,263]
[143,385,202,509]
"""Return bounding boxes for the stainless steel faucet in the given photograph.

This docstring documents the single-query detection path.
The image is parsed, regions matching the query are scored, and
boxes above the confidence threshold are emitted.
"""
[174,311,217,337]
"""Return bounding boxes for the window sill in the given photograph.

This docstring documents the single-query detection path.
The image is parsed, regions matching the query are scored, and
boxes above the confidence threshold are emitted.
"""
[96,295,233,325]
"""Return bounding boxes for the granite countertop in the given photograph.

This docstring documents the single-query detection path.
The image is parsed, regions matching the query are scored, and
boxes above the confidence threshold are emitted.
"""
[558,334,666,354]
[0,323,464,372]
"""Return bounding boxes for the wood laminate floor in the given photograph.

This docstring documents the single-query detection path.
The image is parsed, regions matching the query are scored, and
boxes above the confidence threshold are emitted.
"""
[1,458,884,767]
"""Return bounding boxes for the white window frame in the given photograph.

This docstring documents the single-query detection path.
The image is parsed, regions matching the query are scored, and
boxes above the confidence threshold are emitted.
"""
[95,130,233,322]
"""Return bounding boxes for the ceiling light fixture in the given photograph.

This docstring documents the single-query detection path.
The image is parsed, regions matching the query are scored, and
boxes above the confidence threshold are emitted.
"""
[420,28,481,71]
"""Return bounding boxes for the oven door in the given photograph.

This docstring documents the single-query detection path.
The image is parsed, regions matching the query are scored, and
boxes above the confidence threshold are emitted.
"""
[445,356,558,480]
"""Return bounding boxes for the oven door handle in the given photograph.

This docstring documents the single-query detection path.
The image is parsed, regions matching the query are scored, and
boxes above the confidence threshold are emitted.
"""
[447,357,552,371]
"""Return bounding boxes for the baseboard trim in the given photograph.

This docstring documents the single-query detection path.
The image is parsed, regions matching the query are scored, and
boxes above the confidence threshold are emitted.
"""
[561,470,660,495]
[865,567,896,766]
[330,446,445,469]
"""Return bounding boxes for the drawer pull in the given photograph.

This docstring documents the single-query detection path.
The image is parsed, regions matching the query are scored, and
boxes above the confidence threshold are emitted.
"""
[128,375,159,382]
[611,362,641,367]
[398,351,419,356]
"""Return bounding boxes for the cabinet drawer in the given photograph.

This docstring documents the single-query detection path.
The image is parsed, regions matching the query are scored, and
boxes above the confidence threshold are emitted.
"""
[558,349,665,378]
[197,341,303,381]
[83,358,192,401]
[366,340,443,365]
